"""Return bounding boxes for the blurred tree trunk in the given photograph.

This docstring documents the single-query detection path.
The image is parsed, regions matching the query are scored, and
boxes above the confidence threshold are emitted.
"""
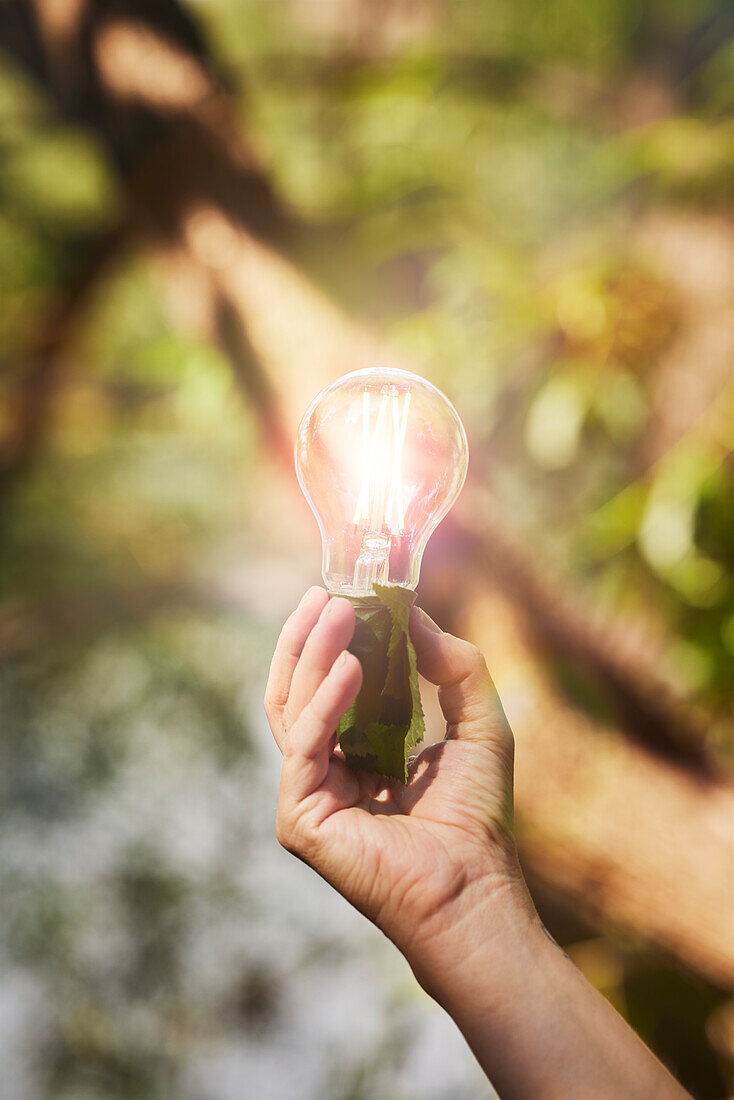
[3,0,733,990]
[2,0,286,235]
[0,0,292,479]
[462,583,734,989]
[182,205,734,986]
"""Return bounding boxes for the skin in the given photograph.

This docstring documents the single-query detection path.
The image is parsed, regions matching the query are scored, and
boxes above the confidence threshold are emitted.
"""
[265,587,691,1100]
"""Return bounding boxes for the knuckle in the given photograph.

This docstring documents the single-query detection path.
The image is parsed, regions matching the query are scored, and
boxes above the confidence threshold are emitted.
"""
[275,807,297,854]
[292,814,315,856]
[305,693,329,733]
[276,799,317,859]
[281,702,296,738]
[281,713,305,759]
[457,639,487,675]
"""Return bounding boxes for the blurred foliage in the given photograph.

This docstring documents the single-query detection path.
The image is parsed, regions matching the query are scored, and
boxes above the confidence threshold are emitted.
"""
[1,0,733,1097]
[199,0,734,730]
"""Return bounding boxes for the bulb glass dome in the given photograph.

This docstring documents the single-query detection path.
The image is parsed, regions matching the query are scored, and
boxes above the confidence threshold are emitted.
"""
[295,367,468,596]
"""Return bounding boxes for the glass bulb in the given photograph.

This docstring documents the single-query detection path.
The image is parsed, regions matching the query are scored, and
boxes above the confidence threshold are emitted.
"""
[295,367,469,596]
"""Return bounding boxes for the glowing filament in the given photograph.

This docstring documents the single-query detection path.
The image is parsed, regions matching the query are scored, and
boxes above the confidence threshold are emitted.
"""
[353,389,411,531]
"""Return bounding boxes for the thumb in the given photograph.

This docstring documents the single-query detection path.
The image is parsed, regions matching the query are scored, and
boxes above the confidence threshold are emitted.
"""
[410,606,511,747]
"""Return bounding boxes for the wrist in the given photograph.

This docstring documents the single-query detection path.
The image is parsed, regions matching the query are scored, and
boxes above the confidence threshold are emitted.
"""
[399,847,542,1007]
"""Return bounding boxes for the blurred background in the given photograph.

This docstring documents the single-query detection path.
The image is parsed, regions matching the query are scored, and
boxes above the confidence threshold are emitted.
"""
[1,1,733,1097]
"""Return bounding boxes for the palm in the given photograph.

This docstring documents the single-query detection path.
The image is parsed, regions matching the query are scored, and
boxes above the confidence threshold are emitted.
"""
[307,735,512,933]
[266,590,515,945]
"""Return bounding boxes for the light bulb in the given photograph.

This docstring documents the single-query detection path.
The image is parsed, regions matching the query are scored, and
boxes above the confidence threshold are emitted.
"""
[296,367,468,597]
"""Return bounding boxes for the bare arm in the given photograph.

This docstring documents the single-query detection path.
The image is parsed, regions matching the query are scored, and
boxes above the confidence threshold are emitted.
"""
[264,587,690,1099]
[407,875,686,1100]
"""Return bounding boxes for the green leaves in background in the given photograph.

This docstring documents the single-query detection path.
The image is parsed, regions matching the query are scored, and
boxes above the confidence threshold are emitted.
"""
[337,584,424,784]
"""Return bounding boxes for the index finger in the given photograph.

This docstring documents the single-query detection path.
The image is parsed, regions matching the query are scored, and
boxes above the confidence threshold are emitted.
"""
[264,586,329,749]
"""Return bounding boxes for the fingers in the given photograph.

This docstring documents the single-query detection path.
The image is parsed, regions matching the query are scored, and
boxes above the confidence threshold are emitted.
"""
[280,650,362,808]
[410,606,511,746]
[264,586,329,748]
[283,596,356,738]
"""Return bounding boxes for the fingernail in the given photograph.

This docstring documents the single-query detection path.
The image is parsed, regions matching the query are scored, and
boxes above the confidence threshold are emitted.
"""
[417,607,442,633]
[330,650,349,674]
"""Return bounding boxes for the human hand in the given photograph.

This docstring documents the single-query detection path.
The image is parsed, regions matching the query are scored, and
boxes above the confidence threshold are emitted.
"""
[265,587,692,1100]
[264,586,527,971]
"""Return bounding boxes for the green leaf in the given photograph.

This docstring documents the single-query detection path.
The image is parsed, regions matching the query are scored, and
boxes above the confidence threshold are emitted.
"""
[337,584,424,783]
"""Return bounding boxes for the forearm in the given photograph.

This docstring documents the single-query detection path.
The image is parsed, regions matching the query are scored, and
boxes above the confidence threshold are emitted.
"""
[406,870,690,1100]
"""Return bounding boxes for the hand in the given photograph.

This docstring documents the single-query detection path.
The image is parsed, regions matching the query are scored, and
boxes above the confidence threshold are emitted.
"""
[265,589,691,1100]
[264,586,525,967]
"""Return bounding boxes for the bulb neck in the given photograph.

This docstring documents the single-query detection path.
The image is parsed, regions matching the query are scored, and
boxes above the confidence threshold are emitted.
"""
[323,522,415,596]
[353,533,390,591]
